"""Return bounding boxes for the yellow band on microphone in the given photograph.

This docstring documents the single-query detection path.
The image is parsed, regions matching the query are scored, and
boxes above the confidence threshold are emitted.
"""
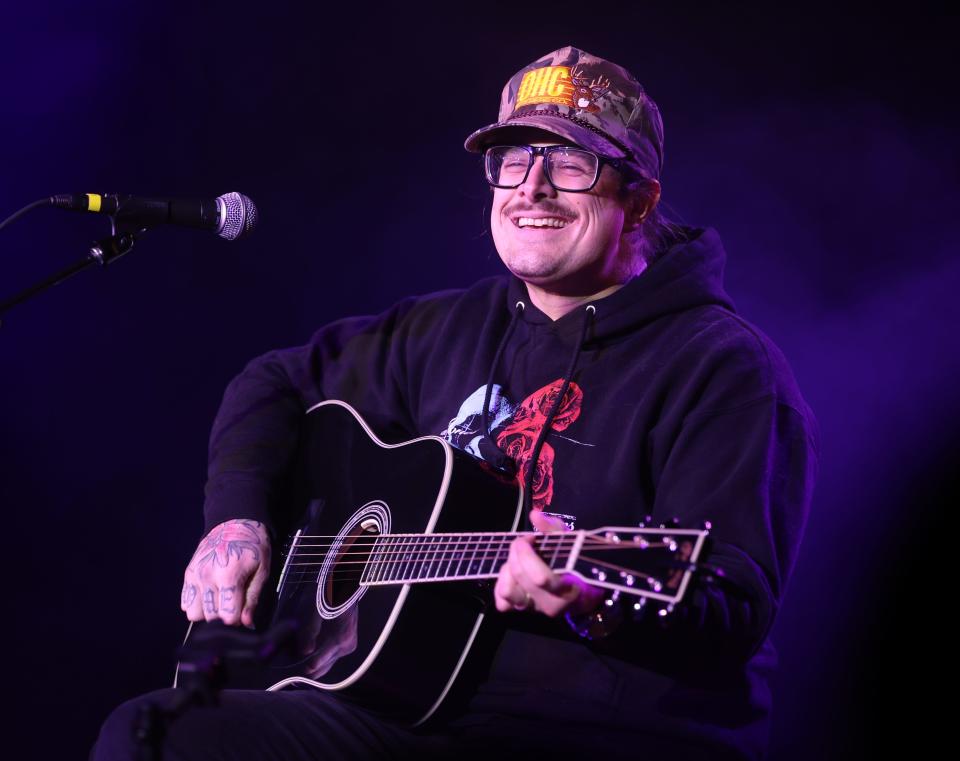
[86,193,102,213]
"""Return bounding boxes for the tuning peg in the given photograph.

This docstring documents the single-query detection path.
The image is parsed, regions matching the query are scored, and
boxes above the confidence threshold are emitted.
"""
[630,597,648,621]
[701,520,712,531]
[657,603,675,618]
[638,514,653,528]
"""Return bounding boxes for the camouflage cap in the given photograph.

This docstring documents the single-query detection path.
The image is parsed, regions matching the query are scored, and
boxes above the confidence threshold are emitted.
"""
[464,46,664,180]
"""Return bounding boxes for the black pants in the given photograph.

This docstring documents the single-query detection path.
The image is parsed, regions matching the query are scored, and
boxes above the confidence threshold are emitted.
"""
[91,685,736,760]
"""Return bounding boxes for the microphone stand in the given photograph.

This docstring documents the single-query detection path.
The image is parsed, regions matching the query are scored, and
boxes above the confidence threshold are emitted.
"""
[0,209,148,323]
[0,231,139,320]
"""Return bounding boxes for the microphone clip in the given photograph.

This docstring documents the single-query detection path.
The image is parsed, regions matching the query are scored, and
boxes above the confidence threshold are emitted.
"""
[89,231,138,266]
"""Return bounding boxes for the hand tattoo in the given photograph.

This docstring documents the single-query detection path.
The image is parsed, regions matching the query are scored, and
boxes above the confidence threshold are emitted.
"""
[181,583,198,609]
[220,586,237,614]
[203,588,217,614]
[191,520,263,571]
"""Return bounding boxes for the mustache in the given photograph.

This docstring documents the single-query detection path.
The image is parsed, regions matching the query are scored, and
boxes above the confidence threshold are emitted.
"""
[503,204,576,218]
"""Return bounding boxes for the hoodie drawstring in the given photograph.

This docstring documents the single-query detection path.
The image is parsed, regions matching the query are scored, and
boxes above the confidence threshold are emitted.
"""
[481,301,597,517]
[520,304,595,517]
[479,300,526,476]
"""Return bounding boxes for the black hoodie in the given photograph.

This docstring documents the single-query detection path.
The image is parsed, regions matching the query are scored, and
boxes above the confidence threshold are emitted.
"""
[203,226,819,759]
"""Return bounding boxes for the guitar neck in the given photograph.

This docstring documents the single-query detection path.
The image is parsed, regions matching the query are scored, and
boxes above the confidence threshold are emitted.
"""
[286,531,583,587]
[360,531,582,586]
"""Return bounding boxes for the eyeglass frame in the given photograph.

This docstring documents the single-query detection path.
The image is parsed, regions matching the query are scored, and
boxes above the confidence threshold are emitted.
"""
[483,144,628,193]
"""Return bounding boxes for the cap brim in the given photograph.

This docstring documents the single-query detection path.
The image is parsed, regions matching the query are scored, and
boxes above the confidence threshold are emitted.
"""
[464,116,627,160]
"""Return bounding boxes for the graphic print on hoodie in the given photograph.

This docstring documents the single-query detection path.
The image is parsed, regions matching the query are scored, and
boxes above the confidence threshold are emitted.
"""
[440,379,587,511]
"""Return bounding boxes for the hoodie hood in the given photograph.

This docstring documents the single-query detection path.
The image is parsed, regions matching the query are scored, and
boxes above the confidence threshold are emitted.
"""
[506,226,736,343]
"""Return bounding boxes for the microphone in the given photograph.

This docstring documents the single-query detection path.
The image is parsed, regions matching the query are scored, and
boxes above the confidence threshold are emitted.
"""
[49,191,258,240]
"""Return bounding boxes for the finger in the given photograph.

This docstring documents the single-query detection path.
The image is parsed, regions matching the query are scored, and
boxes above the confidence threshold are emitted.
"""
[218,583,244,626]
[510,539,580,617]
[241,559,271,628]
[529,509,567,533]
[513,537,570,595]
[504,539,549,612]
[181,578,203,622]
[494,563,524,612]
[201,584,220,622]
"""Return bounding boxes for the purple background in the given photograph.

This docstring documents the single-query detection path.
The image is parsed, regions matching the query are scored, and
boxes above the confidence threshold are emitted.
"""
[1,2,954,757]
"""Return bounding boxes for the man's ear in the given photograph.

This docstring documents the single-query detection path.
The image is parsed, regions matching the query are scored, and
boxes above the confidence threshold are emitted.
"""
[624,179,661,232]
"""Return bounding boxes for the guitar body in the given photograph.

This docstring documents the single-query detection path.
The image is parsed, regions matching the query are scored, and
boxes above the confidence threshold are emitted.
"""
[258,400,522,723]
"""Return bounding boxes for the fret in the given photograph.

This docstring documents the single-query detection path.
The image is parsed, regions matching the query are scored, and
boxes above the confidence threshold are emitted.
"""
[482,534,501,576]
[415,535,430,579]
[468,533,484,577]
[495,534,510,570]
[374,536,392,583]
[387,535,401,582]
[365,536,380,584]
[436,535,448,578]
[462,534,475,577]
[565,531,585,572]
[453,533,468,578]
[403,536,420,581]
[361,536,380,584]
[441,534,459,579]
[415,536,428,579]
[399,535,414,581]
[430,534,446,579]
[548,532,564,570]
[423,535,439,579]
[388,535,404,582]
[455,534,469,578]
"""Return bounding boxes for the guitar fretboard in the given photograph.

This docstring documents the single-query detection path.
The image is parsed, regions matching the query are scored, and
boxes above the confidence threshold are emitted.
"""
[353,532,583,586]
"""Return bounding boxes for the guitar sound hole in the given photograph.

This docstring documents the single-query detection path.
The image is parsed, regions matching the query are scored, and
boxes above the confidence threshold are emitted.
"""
[325,523,380,609]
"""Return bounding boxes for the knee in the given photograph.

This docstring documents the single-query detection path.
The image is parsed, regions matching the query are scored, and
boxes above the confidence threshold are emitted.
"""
[91,688,180,761]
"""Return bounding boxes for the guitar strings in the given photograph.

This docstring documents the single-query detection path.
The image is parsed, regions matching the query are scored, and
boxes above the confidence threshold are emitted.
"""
[278,553,666,588]
[273,532,690,588]
[286,534,666,553]
[283,537,675,563]
[286,531,688,547]
[289,530,697,542]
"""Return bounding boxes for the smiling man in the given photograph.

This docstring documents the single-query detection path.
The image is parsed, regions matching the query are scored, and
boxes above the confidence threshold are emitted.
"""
[487,135,659,317]
[94,46,818,761]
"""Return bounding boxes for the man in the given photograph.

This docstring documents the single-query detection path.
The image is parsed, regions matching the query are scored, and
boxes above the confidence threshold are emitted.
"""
[94,46,817,760]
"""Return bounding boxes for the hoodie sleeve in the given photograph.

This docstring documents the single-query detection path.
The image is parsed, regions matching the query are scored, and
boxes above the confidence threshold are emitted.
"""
[598,335,819,666]
[201,298,425,536]
[649,397,817,660]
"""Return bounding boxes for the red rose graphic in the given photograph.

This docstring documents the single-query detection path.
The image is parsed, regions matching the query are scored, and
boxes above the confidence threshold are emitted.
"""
[499,432,532,464]
[496,380,582,511]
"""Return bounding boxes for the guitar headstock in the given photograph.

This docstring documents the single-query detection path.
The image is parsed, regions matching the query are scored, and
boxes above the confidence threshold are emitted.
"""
[562,524,711,615]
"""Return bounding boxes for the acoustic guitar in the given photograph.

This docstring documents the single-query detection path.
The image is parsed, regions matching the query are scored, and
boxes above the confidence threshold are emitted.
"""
[176,400,711,726]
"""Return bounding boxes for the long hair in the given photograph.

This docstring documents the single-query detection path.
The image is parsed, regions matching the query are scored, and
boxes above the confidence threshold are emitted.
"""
[620,174,687,267]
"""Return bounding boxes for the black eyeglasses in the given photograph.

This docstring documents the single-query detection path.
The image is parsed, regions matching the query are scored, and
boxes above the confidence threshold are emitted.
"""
[484,145,623,192]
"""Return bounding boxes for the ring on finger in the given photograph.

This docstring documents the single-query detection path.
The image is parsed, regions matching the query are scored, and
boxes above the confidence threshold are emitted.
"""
[513,590,532,611]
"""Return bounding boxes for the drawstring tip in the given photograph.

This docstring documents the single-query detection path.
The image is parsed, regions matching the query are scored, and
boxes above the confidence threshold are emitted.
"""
[478,436,517,478]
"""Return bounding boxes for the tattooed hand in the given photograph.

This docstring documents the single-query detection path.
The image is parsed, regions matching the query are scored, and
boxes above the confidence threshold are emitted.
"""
[181,519,271,627]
